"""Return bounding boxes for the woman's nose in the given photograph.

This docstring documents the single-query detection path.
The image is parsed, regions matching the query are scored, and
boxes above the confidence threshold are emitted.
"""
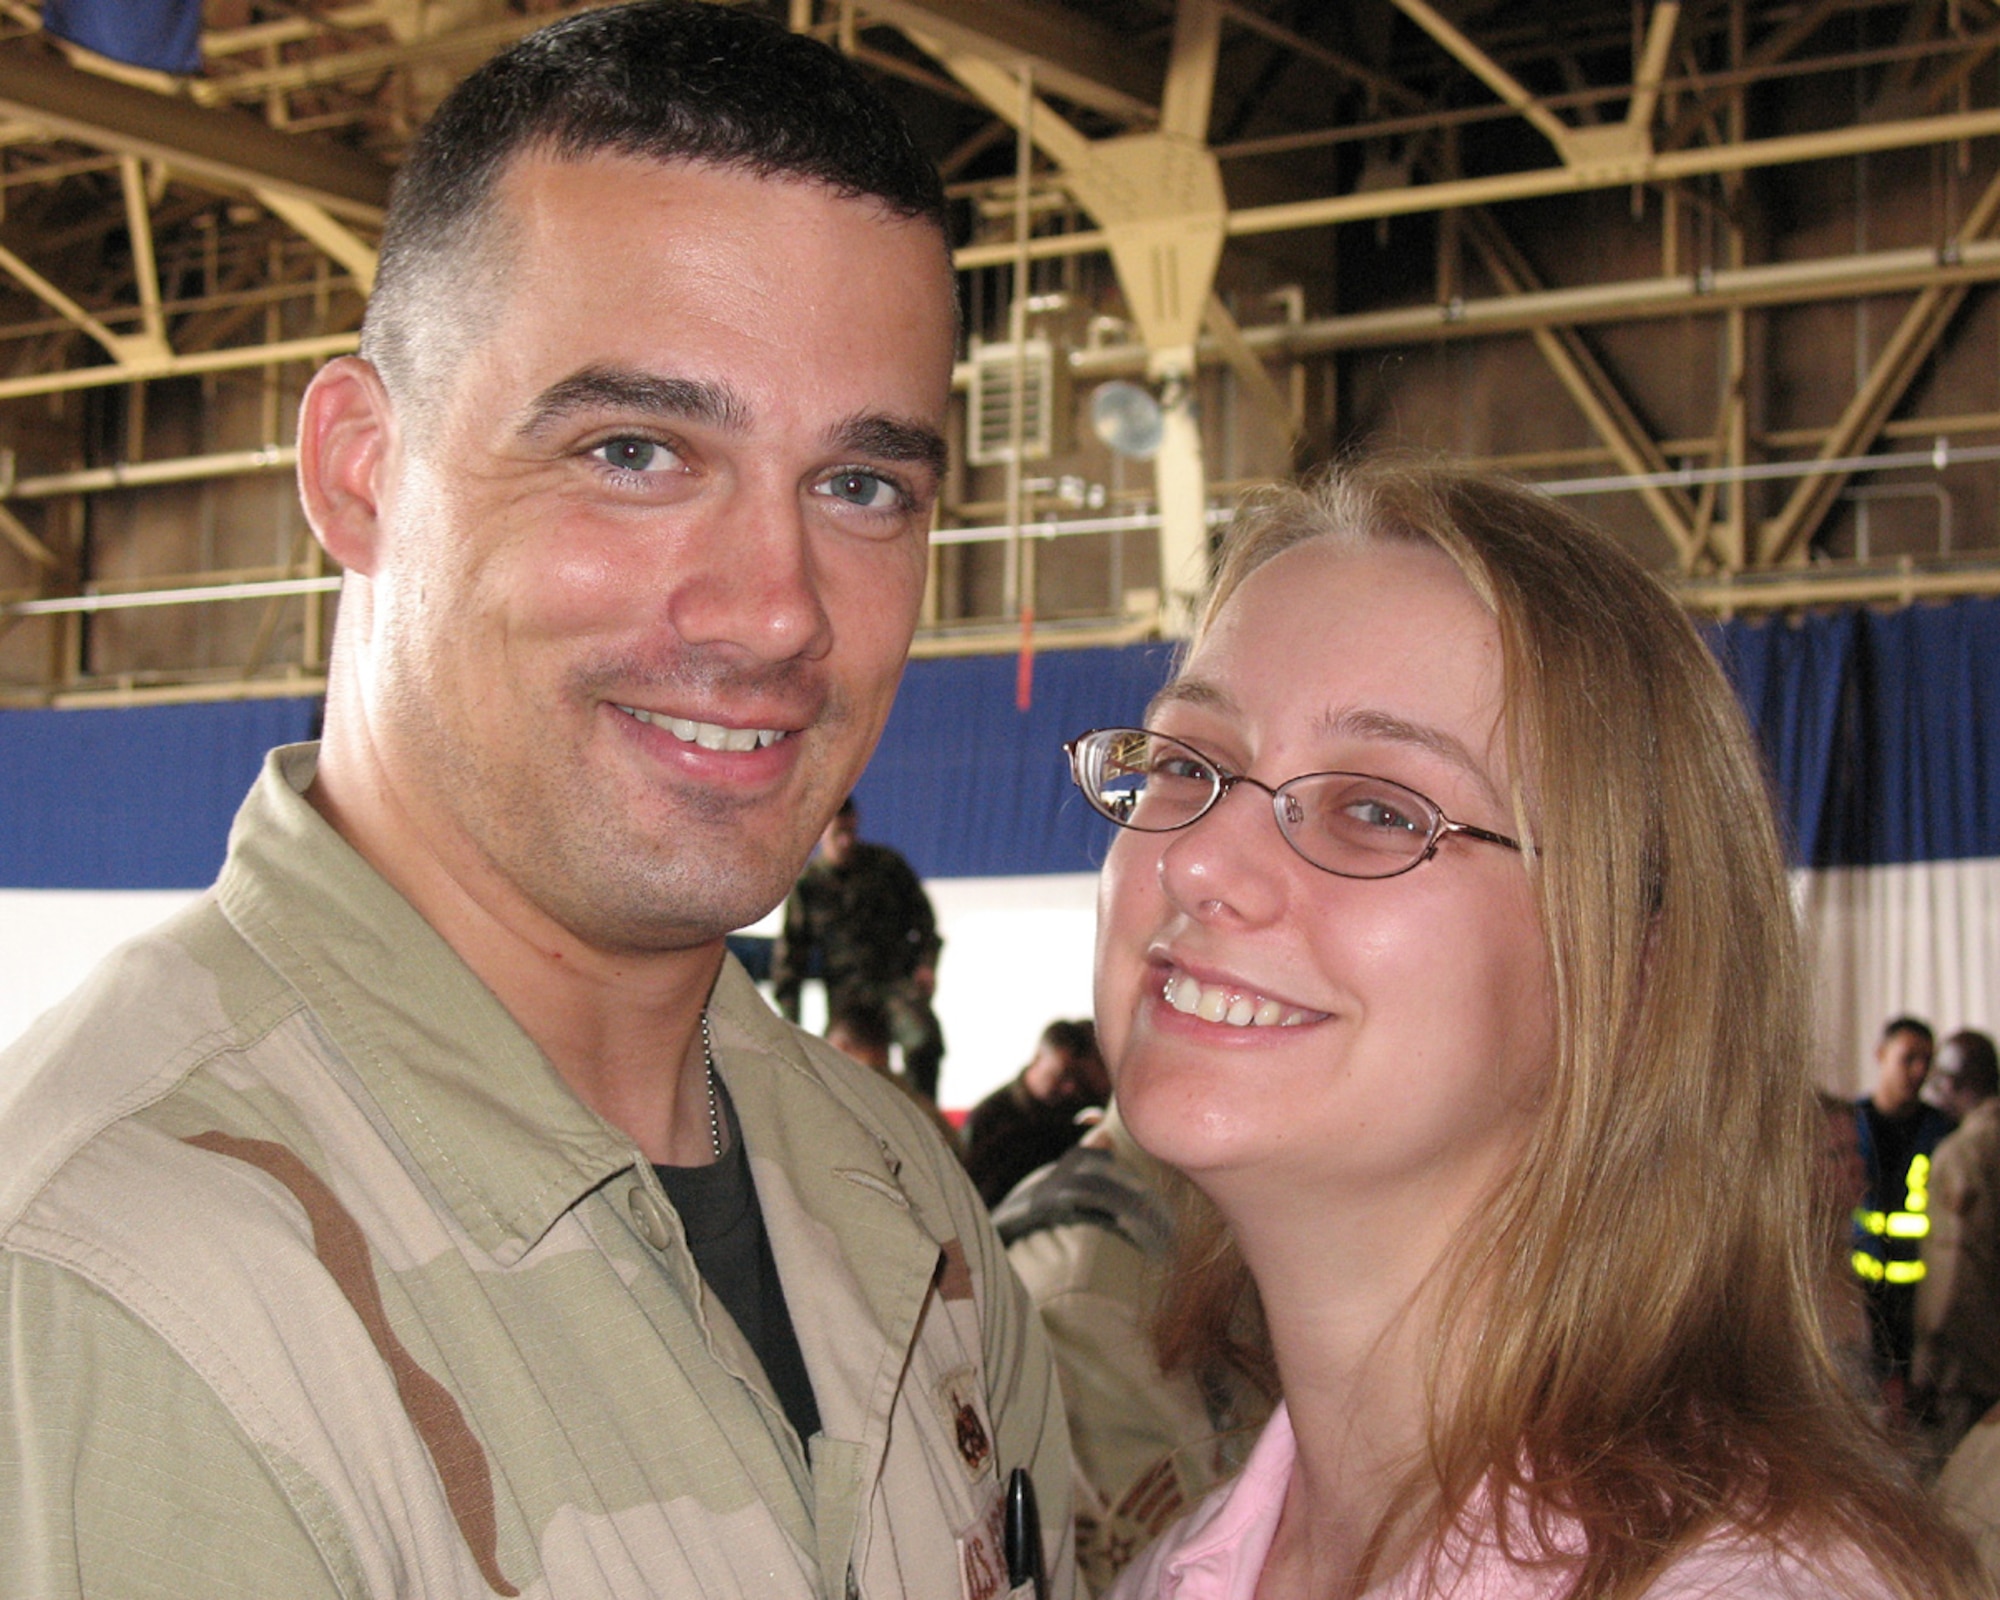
[1156,782,1288,927]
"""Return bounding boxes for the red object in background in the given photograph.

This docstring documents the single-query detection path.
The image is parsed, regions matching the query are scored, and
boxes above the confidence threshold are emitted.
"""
[1016,605,1035,711]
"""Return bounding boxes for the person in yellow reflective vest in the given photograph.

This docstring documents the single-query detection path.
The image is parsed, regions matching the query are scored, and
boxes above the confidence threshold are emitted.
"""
[1854,1015,1955,1408]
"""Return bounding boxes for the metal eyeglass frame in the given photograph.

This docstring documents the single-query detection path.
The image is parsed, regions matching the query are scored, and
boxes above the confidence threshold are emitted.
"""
[1063,726,1523,881]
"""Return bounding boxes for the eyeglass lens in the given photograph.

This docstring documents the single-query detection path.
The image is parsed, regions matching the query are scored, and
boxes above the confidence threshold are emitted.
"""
[1076,728,1445,877]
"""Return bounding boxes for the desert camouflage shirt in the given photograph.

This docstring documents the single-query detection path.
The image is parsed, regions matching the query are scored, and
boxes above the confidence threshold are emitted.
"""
[0,744,1072,1600]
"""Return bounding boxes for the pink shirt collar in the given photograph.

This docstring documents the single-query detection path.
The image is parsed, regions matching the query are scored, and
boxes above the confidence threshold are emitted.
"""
[1115,1403,1296,1600]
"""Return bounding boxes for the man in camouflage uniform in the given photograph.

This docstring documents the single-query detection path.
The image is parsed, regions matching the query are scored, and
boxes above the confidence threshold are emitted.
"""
[1917,1030,2000,1465]
[994,1106,1269,1592]
[0,8,1072,1598]
[773,798,946,1101]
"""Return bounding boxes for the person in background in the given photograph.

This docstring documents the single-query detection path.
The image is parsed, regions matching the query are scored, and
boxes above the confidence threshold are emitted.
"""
[964,1019,1111,1208]
[827,995,958,1149]
[1854,1015,1954,1411]
[772,796,946,1099]
[1076,464,1982,1600]
[994,1102,1270,1592]
[1916,1030,2000,1465]
[0,7,1073,1596]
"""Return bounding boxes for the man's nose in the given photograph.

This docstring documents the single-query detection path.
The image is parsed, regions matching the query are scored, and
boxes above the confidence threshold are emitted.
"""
[664,484,833,663]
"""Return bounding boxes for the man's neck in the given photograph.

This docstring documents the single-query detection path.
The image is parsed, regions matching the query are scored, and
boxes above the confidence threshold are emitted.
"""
[307,728,726,1166]
[1871,1091,1920,1120]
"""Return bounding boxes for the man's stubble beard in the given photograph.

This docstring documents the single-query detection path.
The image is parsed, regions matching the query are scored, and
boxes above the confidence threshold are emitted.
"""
[381,640,861,958]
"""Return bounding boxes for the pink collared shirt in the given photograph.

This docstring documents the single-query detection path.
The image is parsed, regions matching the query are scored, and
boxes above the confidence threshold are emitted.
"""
[1106,1405,1892,1600]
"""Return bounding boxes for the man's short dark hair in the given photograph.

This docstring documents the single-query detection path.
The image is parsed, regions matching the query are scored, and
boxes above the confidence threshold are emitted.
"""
[1942,1029,2000,1100]
[828,997,893,1057]
[1039,1019,1097,1062]
[1881,1015,1935,1048]
[361,0,947,404]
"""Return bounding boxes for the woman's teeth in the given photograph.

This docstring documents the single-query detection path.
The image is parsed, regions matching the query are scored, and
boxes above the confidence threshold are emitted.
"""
[1163,971,1315,1028]
[619,705,785,751]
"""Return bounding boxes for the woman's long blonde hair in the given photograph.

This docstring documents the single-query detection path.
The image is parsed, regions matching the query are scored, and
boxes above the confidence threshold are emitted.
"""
[1152,460,1987,1599]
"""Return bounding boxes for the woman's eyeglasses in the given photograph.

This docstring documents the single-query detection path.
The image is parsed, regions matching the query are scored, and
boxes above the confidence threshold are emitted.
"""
[1064,726,1521,881]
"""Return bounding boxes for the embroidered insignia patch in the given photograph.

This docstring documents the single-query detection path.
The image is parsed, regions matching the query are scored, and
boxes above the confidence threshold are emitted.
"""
[935,1365,993,1479]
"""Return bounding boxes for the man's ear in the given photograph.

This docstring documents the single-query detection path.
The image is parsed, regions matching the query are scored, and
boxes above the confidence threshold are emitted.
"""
[297,356,398,577]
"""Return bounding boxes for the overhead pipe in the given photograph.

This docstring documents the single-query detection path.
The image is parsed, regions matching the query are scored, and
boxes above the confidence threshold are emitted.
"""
[951,238,2000,402]
[3,444,296,499]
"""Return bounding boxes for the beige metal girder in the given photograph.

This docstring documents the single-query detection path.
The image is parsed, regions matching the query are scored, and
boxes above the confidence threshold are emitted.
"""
[1756,162,2000,565]
[116,156,171,362]
[0,334,358,403]
[0,239,130,364]
[1388,0,1577,157]
[1627,3,1682,137]
[859,0,1160,125]
[0,501,56,570]
[1458,208,1700,563]
[188,12,557,110]
[1661,0,1842,152]
[255,190,379,294]
[202,4,397,58]
[1214,0,1422,113]
[1159,0,1221,144]
[1202,292,1299,447]
[914,0,1230,628]
[0,37,390,223]
[956,101,2000,270]
[1756,227,2000,562]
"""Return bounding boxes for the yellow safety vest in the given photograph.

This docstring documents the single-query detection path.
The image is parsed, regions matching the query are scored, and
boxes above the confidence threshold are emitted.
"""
[1853,1152,1931,1285]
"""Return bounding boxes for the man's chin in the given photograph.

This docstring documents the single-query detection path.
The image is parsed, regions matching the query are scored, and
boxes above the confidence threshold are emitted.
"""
[549,853,801,958]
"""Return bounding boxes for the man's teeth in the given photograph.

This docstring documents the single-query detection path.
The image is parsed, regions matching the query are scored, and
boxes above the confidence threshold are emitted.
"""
[1163,971,1315,1028]
[620,706,785,751]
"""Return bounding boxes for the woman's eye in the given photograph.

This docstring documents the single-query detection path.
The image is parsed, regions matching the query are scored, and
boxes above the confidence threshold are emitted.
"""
[593,438,678,474]
[1151,755,1214,783]
[1343,795,1423,834]
[818,469,905,510]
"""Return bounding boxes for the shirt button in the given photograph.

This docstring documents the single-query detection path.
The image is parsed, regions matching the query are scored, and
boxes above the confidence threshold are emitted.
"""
[627,1183,673,1252]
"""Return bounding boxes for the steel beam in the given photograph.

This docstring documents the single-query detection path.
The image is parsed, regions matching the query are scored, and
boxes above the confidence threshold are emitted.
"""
[1388,0,1576,157]
[1159,0,1223,145]
[0,334,358,402]
[956,104,2000,268]
[117,155,170,359]
[1214,0,1421,112]
[0,36,390,223]
[1459,208,1698,561]
[865,0,1159,124]
[256,190,379,294]
[1232,105,2000,236]
[1758,164,2000,564]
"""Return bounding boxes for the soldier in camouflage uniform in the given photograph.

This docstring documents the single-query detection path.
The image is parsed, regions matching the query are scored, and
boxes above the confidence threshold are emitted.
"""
[773,799,947,1102]
[0,8,1072,1598]
[993,1106,1270,1592]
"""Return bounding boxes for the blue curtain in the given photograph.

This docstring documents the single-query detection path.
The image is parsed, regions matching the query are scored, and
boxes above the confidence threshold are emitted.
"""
[7,598,2000,889]
[44,0,203,74]
[1711,599,2000,869]
[857,644,1178,879]
[0,699,318,888]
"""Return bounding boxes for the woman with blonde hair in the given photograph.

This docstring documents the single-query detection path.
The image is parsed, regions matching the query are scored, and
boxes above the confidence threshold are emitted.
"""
[1065,462,1986,1599]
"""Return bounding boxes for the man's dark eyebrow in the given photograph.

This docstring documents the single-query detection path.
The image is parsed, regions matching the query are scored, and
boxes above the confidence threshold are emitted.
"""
[517,366,750,437]
[831,414,948,478]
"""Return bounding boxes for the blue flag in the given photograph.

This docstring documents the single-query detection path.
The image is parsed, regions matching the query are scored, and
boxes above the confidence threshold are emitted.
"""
[45,0,203,76]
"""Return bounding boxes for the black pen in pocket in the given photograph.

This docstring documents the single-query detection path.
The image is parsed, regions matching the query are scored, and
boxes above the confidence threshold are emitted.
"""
[1003,1467,1047,1600]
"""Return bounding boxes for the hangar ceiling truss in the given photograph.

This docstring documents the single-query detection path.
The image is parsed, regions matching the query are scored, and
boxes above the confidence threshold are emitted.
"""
[1,0,1999,702]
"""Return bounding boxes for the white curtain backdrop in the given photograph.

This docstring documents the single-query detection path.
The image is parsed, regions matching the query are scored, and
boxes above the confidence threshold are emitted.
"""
[1800,857,2000,1095]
